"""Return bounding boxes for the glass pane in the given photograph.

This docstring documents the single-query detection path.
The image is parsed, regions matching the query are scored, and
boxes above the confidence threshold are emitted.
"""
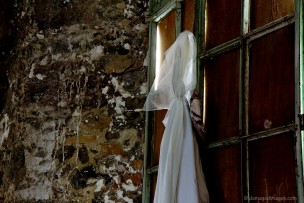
[204,50,240,142]
[205,0,241,49]
[205,145,242,203]
[182,0,196,32]
[157,11,176,59]
[249,133,297,198]
[152,110,167,166]
[150,173,158,202]
[249,24,295,134]
[151,11,175,165]
[250,0,294,29]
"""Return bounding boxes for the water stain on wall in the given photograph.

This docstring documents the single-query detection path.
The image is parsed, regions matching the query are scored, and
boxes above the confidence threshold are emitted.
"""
[0,0,148,202]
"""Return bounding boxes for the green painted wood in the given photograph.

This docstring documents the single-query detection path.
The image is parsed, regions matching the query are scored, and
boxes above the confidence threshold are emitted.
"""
[143,20,157,203]
[295,0,304,202]
[143,1,183,202]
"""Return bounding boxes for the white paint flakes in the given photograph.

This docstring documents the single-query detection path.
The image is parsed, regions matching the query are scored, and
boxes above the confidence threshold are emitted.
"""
[67,37,73,51]
[90,45,104,60]
[121,92,132,98]
[24,150,52,174]
[124,7,134,18]
[15,179,52,200]
[0,114,10,147]
[57,101,67,107]
[111,77,132,98]
[36,33,45,40]
[114,97,125,114]
[123,196,133,203]
[104,194,115,203]
[133,23,147,32]
[122,179,137,191]
[29,64,35,78]
[78,66,86,74]
[108,98,115,105]
[16,117,61,201]
[95,179,105,192]
[115,115,125,122]
[40,56,49,66]
[21,11,26,18]
[111,77,119,91]
[130,155,135,161]
[117,189,133,203]
[115,155,122,161]
[133,108,143,112]
[72,108,82,117]
[113,175,121,185]
[52,53,62,61]
[70,52,77,61]
[87,178,97,185]
[107,78,131,114]
[105,199,115,203]
[117,164,126,172]
[140,82,147,94]
[108,164,117,172]
[67,24,81,33]
[124,43,131,50]
[102,86,109,94]
[36,74,47,80]
[117,189,124,198]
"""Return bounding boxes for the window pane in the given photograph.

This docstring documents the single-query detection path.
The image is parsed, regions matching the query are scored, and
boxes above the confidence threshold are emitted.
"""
[249,25,295,134]
[151,11,176,166]
[150,173,158,202]
[204,50,240,141]
[250,0,294,29]
[157,11,176,59]
[249,133,297,198]
[152,110,167,166]
[182,0,196,32]
[205,145,242,203]
[205,0,241,49]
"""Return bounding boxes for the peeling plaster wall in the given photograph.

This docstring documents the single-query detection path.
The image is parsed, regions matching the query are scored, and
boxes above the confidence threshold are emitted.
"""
[0,0,148,202]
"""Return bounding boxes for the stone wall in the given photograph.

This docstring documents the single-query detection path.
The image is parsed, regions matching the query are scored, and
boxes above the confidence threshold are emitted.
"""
[0,0,148,202]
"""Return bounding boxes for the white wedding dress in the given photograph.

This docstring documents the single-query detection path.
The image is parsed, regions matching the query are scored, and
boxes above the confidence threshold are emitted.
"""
[144,31,209,203]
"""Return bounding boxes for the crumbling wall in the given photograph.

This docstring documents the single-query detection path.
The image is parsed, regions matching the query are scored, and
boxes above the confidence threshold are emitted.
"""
[0,0,148,202]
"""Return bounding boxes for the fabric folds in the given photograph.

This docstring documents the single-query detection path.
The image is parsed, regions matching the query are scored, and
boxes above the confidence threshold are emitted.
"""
[144,31,209,203]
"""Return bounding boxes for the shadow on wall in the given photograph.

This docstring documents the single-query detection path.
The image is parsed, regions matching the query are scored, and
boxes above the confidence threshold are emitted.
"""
[0,0,15,113]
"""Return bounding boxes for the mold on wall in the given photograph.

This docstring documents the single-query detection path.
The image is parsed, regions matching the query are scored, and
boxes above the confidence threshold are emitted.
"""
[0,0,148,202]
